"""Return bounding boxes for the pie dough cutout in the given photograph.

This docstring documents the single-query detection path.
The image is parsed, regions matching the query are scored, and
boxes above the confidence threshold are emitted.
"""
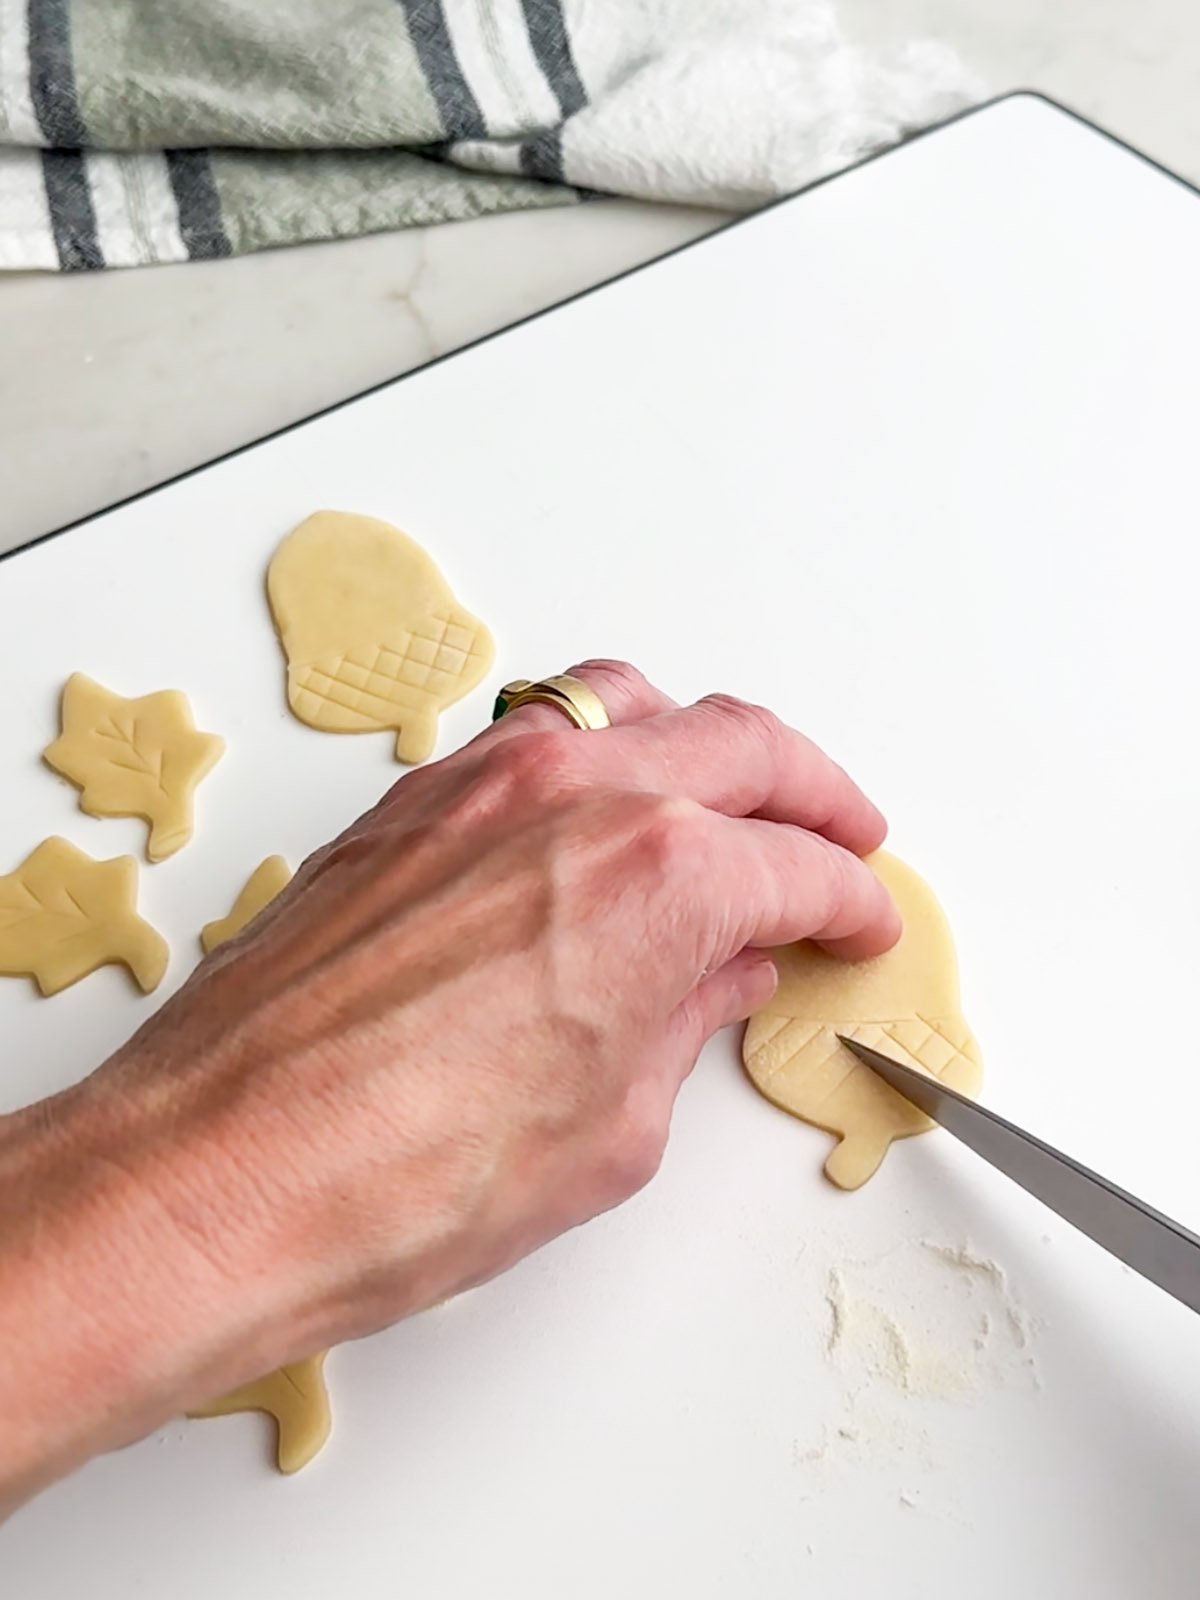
[201,855,292,954]
[742,850,982,1189]
[267,510,495,764]
[190,1354,331,1476]
[0,837,167,996]
[44,674,225,862]
[194,856,331,1473]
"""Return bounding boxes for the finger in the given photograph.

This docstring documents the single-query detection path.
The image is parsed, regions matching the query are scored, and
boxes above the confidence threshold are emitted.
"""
[598,695,887,854]
[364,660,677,823]
[676,950,779,1056]
[481,659,677,745]
[711,816,901,962]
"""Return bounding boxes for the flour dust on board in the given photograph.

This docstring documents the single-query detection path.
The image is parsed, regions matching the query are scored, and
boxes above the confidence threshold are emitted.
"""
[793,1237,1041,1504]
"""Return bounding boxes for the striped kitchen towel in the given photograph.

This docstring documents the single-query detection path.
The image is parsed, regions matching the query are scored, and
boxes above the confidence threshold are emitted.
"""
[0,0,980,270]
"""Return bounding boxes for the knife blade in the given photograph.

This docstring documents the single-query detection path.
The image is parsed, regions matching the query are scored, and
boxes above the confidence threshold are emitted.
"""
[838,1035,1200,1317]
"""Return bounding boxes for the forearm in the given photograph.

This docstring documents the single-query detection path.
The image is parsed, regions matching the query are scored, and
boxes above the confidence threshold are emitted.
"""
[0,1012,504,1516]
[0,1063,326,1516]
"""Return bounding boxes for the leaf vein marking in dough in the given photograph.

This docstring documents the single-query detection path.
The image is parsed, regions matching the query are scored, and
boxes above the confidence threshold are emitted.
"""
[97,716,159,781]
[43,928,100,950]
[44,676,224,861]
[61,887,87,918]
[0,890,85,932]
[0,910,40,932]
[280,1368,307,1401]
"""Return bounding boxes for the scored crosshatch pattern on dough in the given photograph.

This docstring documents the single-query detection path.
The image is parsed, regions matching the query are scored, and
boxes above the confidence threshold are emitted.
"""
[267,511,495,764]
[743,851,982,1190]
[750,1014,977,1094]
[289,608,492,730]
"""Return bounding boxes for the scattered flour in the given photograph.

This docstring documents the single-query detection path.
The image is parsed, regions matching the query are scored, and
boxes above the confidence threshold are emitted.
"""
[822,1237,1039,1400]
[792,1235,1041,1504]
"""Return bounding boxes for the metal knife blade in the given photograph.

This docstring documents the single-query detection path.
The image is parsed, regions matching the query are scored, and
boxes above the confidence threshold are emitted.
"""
[838,1035,1200,1317]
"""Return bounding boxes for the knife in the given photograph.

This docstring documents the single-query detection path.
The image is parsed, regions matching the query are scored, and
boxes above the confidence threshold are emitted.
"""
[837,1035,1200,1317]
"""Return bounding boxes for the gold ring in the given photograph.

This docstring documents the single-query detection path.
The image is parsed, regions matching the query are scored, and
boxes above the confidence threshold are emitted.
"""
[492,675,612,731]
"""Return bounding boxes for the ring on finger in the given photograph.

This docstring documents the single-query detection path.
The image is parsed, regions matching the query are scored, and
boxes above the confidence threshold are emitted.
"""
[492,674,612,731]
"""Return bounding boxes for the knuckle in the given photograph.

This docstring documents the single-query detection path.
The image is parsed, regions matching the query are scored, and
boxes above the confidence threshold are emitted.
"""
[482,730,576,803]
[631,794,710,879]
[572,658,645,697]
[697,692,781,745]
[810,835,855,924]
[295,831,355,883]
[603,1092,667,1196]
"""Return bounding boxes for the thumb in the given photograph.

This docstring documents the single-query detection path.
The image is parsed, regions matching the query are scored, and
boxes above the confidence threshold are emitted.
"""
[672,950,779,1073]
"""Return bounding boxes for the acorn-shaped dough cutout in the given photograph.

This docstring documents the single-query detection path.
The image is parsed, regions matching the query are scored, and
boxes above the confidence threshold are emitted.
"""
[743,850,982,1189]
[267,511,495,764]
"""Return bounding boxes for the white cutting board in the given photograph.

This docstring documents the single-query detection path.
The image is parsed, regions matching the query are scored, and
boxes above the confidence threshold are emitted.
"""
[3,94,1200,1597]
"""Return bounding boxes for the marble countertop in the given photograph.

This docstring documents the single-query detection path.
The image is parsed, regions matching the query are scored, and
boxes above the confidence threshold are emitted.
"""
[3,0,1198,558]
[0,201,723,555]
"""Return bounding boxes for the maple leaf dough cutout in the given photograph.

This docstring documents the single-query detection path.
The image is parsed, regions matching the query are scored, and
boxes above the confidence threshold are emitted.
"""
[267,510,495,764]
[44,674,225,863]
[0,837,168,996]
[742,850,983,1190]
[193,855,333,1474]
[200,855,293,954]
[190,1354,332,1476]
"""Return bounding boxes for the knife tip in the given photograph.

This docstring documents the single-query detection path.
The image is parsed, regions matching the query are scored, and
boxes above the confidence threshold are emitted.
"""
[836,1034,899,1071]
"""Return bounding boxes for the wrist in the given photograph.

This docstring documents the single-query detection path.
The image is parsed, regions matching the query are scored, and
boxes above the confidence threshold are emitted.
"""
[0,1058,327,1509]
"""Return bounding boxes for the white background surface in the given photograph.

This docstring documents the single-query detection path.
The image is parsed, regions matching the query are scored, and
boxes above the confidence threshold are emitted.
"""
[3,96,1200,1596]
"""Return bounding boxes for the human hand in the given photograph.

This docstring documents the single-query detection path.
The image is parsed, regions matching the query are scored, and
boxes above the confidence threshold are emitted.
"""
[0,660,897,1504]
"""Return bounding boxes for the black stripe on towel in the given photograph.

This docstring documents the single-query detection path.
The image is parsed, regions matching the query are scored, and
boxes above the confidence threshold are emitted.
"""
[519,0,587,118]
[166,150,232,259]
[397,0,486,141]
[518,127,564,184]
[28,0,88,147]
[40,150,102,270]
